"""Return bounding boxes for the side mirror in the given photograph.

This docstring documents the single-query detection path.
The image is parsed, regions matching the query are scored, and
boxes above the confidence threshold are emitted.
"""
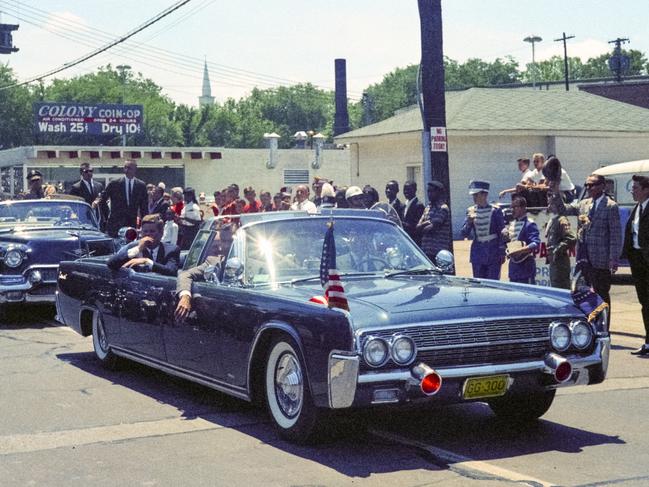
[203,265,220,284]
[435,250,454,274]
[223,257,244,283]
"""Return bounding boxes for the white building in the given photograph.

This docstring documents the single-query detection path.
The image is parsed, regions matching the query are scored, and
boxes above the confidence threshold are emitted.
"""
[336,88,649,234]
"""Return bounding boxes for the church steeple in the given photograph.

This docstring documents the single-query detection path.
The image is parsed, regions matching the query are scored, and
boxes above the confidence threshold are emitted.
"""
[199,59,214,107]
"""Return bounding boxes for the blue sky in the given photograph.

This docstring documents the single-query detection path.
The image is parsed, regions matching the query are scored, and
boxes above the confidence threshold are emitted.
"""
[1,0,648,105]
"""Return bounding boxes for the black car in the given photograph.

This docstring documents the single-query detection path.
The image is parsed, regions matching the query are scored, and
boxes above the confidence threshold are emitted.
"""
[56,210,609,443]
[0,199,114,312]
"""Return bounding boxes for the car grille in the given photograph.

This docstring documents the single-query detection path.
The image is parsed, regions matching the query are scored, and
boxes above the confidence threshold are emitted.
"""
[360,317,569,369]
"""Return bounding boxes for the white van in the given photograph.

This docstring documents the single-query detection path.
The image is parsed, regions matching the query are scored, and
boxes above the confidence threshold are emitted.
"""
[591,159,649,208]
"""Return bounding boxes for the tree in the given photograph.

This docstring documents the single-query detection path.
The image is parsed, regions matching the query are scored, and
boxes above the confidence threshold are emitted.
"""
[581,49,648,79]
[0,65,36,149]
[523,55,585,83]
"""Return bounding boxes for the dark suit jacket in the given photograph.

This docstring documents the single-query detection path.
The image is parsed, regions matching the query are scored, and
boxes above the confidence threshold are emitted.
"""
[402,197,425,244]
[622,201,649,259]
[176,255,222,296]
[108,240,180,276]
[69,179,108,220]
[102,177,148,236]
[389,198,405,221]
[148,198,170,217]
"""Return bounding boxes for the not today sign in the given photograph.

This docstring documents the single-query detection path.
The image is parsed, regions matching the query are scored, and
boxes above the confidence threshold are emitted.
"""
[34,102,144,136]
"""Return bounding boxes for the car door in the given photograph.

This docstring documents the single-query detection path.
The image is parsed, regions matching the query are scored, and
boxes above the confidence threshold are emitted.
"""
[117,269,176,361]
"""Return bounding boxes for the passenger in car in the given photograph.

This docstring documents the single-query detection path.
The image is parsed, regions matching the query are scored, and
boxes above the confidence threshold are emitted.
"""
[174,225,234,322]
[107,214,180,276]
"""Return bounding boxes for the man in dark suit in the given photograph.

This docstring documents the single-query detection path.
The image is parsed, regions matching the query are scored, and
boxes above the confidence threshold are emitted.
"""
[554,173,621,309]
[401,180,425,245]
[174,225,234,322]
[107,214,179,276]
[623,175,649,355]
[101,160,148,237]
[385,180,405,221]
[68,163,108,224]
[148,182,170,216]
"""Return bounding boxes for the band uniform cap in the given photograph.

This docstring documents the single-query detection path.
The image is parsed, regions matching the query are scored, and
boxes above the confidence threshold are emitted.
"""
[468,180,490,195]
[427,180,445,190]
[345,185,363,199]
[27,169,43,181]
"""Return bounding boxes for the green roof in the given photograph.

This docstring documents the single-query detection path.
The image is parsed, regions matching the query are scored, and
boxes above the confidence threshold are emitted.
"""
[336,88,649,139]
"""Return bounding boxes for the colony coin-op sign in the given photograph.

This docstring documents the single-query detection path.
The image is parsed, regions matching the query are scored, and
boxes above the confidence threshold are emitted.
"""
[33,102,143,136]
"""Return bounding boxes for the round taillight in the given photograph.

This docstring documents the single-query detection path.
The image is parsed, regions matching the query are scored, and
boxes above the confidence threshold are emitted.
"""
[309,296,328,305]
[555,361,572,383]
[420,372,442,396]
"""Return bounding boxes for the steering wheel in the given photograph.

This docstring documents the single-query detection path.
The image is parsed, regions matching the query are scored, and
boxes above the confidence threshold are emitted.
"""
[55,218,80,226]
[354,256,389,272]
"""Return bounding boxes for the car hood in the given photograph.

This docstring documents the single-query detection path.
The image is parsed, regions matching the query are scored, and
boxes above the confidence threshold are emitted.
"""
[272,275,580,331]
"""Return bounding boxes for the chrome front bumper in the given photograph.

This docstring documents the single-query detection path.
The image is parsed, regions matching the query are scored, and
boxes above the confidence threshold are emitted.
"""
[0,274,57,304]
[327,338,610,409]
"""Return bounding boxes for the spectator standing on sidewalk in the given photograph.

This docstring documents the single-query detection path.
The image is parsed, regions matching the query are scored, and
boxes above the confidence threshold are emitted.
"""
[544,198,576,289]
[622,175,649,356]
[461,180,506,279]
[551,174,621,311]
[501,196,540,284]
[416,181,451,262]
[402,180,425,245]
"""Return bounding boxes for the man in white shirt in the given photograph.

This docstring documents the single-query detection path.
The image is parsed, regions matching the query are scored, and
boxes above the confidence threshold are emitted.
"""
[290,184,317,213]
[623,175,649,355]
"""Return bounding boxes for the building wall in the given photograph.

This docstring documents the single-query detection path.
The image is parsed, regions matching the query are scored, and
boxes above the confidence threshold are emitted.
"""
[579,82,649,110]
[184,148,352,196]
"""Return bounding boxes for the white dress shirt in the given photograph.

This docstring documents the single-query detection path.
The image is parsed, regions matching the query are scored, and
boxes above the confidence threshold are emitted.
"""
[633,199,648,249]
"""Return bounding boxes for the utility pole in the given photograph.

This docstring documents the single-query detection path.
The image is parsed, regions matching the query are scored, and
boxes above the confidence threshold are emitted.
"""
[418,0,453,257]
[554,32,575,91]
[608,37,630,83]
[116,64,131,146]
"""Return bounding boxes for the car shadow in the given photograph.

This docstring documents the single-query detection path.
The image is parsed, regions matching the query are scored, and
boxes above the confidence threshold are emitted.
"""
[0,304,57,328]
[57,350,624,477]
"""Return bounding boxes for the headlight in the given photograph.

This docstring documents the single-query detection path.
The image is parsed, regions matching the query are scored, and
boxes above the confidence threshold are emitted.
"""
[549,322,571,352]
[570,320,593,350]
[363,336,389,367]
[4,249,24,268]
[29,270,42,284]
[391,334,416,365]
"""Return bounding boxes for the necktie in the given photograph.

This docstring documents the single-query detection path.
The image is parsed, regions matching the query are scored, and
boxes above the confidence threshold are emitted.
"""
[127,179,132,207]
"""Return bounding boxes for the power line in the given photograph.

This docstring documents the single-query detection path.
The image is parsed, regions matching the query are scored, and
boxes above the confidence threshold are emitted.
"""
[0,0,194,91]
[1,1,363,99]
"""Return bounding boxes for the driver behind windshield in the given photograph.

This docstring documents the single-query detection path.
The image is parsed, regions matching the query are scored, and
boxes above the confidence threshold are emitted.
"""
[174,224,234,322]
[107,214,180,276]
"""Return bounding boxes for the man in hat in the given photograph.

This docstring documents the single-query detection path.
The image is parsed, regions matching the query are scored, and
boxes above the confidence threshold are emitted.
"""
[69,162,108,223]
[416,180,451,262]
[345,186,366,209]
[18,170,46,200]
[461,180,506,279]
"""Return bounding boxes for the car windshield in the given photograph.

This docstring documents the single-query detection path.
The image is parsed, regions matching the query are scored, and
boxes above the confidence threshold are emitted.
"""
[0,200,98,229]
[242,218,431,286]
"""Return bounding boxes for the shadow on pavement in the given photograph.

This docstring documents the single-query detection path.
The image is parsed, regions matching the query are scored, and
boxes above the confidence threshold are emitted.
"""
[0,304,57,328]
[58,349,623,476]
[56,350,443,479]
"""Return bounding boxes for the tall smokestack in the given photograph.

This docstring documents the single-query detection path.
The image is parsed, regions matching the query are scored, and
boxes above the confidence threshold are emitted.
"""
[333,58,350,136]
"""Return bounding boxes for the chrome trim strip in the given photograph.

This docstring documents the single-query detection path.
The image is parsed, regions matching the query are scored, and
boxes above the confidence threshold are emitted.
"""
[328,352,359,409]
[112,346,250,401]
[357,338,608,384]
[417,336,548,351]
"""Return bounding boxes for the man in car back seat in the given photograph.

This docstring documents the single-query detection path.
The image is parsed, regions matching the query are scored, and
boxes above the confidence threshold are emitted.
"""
[107,214,180,276]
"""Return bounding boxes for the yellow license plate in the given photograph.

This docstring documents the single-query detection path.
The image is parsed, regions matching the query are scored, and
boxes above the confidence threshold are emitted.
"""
[462,375,509,400]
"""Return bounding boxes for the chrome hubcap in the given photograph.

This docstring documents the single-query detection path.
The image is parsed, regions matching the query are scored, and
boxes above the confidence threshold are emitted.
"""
[274,352,303,418]
[97,319,108,352]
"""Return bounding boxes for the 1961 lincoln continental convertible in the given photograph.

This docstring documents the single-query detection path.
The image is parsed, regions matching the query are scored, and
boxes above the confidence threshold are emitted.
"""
[0,198,114,312]
[56,210,610,442]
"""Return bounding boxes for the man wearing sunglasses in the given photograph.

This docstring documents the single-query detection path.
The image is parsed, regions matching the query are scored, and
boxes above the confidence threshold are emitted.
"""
[552,174,621,313]
[69,162,108,224]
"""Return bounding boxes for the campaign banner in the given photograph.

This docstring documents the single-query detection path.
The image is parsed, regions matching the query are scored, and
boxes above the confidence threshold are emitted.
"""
[33,102,143,136]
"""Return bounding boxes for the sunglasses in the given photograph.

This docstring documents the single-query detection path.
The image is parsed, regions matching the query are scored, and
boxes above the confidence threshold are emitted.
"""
[584,182,602,188]
[82,169,93,173]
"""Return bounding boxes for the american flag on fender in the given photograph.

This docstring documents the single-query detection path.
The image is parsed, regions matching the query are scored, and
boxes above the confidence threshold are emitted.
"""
[319,222,350,311]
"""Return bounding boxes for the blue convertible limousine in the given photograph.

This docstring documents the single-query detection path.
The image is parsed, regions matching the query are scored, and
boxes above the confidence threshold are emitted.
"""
[56,210,610,443]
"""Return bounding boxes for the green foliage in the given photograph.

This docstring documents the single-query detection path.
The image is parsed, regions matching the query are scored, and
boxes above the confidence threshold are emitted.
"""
[0,65,35,149]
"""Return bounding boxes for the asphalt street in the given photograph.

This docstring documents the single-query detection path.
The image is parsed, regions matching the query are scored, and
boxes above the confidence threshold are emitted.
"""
[0,260,648,486]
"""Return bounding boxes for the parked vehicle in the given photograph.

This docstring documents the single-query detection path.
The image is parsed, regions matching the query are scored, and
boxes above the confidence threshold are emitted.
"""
[56,210,609,443]
[0,199,114,312]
